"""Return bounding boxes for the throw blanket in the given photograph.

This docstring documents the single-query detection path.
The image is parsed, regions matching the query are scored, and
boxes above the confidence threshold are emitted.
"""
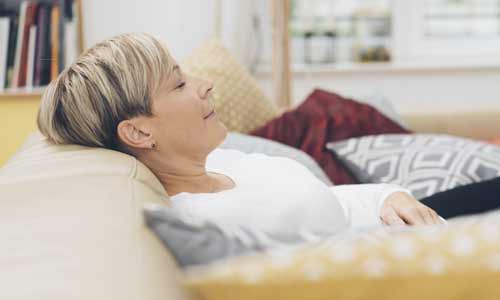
[251,89,411,184]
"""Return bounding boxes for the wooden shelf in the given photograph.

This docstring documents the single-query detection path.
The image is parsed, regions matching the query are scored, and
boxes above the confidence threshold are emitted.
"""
[0,87,46,99]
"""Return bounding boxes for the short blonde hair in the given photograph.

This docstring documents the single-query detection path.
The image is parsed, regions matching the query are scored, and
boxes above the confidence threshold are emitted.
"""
[37,32,173,150]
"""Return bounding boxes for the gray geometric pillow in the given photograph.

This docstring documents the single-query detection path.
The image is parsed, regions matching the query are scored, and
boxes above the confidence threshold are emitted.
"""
[220,132,333,186]
[327,134,500,199]
[143,204,307,268]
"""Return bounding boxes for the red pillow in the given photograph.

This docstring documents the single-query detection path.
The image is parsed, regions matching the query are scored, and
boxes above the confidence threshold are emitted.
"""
[250,89,412,184]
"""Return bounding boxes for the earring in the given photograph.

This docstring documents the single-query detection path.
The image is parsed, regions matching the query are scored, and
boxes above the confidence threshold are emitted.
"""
[150,141,156,149]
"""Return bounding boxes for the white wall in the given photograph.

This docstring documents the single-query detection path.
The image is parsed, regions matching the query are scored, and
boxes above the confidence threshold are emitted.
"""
[82,0,255,63]
[82,0,500,114]
[255,67,500,114]
[83,0,215,60]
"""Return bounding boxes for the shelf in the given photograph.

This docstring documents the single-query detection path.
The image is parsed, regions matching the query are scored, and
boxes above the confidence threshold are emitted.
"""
[424,13,500,19]
[291,15,391,21]
[254,59,500,76]
[0,87,46,99]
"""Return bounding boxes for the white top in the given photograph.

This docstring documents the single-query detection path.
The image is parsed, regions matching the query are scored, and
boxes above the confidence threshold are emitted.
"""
[170,148,411,238]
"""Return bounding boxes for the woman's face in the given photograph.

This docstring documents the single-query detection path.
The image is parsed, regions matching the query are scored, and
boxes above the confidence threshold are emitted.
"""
[146,62,227,158]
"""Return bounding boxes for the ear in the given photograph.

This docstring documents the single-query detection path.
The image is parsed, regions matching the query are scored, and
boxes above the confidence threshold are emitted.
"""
[117,119,154,150]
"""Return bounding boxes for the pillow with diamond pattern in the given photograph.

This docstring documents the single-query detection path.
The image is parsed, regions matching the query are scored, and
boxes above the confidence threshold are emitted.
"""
[327,134,500,199]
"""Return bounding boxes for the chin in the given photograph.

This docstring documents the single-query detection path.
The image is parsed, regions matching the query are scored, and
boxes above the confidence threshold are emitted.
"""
[214,123,228,147]
[205,121,228,152]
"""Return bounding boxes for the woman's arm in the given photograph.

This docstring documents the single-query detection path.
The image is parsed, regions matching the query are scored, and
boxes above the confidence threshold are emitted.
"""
[329,184,443,228]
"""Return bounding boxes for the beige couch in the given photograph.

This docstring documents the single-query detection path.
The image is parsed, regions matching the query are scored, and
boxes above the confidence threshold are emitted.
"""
[1,110,500,300]
[0,132,189,300]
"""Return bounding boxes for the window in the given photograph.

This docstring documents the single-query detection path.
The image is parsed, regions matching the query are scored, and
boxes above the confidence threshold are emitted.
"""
[424,0,500,38]
[251,0,500,71]
[397,0,500,61]
[290,0,392,64]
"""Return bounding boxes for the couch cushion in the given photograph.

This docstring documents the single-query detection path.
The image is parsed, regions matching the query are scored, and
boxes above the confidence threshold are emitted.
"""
[143,203,313,268]
[184,210,500,300]
[1,132,166,197]
[0,132,188,300]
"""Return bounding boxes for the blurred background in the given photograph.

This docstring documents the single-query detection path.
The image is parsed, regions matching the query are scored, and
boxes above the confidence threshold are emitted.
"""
[1,0,500,117]
[78,0,500,114]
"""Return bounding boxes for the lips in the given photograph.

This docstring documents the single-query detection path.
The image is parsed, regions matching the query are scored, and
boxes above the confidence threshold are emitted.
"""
[204,110,215,120]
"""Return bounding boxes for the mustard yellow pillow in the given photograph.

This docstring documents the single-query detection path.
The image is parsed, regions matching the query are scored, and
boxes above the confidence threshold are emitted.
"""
[182,39,279,133]
[185,213,500,300]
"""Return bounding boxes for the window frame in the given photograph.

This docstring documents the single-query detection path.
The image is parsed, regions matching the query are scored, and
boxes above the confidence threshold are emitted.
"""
[393,0,500,63]
[253,0,500,72]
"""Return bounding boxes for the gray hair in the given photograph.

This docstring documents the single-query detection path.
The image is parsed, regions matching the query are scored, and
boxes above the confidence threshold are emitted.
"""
[37,32,173,150]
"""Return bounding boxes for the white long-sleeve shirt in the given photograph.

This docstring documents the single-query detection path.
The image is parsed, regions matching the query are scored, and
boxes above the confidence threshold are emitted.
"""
[170,148,411,238]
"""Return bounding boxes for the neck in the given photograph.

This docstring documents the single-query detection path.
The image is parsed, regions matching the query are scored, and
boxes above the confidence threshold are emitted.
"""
[159,171,218,196]
[138,150,219,196]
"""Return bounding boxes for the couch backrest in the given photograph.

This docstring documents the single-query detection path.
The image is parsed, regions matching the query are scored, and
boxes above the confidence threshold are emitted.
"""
[0,132,189,300]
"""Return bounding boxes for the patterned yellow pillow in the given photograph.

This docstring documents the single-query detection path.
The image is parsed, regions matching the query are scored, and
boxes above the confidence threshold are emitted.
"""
[185,213,500,300]
[182,39,279,133]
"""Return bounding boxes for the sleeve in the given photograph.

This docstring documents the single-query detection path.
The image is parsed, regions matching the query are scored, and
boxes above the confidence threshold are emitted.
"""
[329,184,413,229]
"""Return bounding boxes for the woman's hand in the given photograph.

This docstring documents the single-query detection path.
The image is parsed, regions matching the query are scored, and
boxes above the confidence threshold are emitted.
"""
[380,192,445,226]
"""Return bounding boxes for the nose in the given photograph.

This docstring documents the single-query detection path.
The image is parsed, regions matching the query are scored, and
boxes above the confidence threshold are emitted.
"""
[198,79,214,100]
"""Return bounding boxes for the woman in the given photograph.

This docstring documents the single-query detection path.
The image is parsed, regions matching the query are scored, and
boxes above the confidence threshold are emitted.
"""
[37,33,445,239]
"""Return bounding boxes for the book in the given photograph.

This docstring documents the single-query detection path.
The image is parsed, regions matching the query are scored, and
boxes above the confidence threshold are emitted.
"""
[34,3,51,87]
[50,4,60,81]
[11,1,28,89]
[58,0,68,73]
[2,0,81,90]
[4,12,18,89]
[16,1,39,88]
[61,0,80,70]
[64,21,76,67]
[64,0,78,67]
[0,17,9,91]
[26,25,37,89]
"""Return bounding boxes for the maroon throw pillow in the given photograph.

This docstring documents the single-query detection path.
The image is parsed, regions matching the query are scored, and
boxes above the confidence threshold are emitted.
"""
[250,89,412,184]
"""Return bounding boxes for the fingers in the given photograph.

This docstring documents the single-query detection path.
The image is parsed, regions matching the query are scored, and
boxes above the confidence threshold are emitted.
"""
[381,192,446,227]
[420,205,445,225]
[400,205,444,226]
[427,208,441,224]
[380,207,406,226]
[396,205,425,225]
[427,209,439,224]
[421,208,436,225]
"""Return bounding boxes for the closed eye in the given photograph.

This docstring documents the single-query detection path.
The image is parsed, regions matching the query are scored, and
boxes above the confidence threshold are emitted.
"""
[176,82,185,90]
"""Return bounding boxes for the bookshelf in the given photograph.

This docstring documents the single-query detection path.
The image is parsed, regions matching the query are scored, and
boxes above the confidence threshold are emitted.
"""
[0,0,84,165]
[0,0,85,98]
